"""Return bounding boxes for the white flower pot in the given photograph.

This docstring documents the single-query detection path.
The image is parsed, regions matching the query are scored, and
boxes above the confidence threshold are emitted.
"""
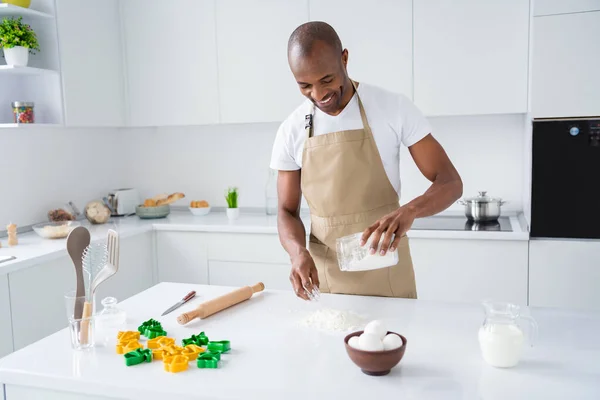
[3,46,29,66]
[227,208,240,220]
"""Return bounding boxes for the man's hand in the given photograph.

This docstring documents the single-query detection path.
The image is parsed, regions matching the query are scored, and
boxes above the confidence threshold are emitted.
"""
[289,249,320,300]
[360,206,417,256]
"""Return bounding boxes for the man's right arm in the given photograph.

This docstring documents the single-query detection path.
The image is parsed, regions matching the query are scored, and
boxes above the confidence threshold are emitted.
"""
[277,170,319,300]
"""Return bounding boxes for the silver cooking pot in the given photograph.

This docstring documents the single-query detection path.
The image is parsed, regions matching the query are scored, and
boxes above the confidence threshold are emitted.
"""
[457,191,506,222]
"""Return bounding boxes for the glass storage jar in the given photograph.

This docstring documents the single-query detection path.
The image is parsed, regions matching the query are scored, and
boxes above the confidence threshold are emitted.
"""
[11,101,35,124]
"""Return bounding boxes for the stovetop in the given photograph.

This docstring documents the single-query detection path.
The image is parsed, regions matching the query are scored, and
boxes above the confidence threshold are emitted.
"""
[411,216,513,232]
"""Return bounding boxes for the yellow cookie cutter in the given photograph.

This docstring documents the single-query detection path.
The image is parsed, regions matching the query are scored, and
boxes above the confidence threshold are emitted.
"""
[117,340,143,355]
[152,344,183,360]
[117,331,140,341]
[147,336,175,349]
[181,344,205,361]
[163,355,189,373]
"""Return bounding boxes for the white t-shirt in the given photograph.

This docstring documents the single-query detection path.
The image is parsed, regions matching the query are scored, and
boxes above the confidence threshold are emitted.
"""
[269,82,432,195]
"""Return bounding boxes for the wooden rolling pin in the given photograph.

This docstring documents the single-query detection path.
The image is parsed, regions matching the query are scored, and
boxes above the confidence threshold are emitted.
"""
[177,282,265,325]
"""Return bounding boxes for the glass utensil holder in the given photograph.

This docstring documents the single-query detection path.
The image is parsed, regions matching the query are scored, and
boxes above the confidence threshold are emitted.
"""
[64,290,94,350]
[336,232,398,272]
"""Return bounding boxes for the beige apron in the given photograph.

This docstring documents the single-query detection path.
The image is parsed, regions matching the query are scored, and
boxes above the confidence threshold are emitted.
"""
[300,81,417,298]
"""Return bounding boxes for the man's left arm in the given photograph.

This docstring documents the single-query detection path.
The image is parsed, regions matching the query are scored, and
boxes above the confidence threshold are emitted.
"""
[360,133,463,255]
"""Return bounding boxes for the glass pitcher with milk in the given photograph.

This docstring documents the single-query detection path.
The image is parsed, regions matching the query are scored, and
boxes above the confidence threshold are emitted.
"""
[336,232,399,271]
[478,301,538,368]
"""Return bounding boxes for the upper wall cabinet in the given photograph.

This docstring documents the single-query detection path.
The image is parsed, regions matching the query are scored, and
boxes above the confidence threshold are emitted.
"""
[216,0,308,124]
[121,0,219,126]
[56,0,124,127]
[531,11,600,118]
[413,0,530,116]
[534,0,600,16]
[309,0,413,99]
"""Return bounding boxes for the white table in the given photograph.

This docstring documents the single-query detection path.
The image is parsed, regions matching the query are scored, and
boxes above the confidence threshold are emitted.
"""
[0,282,598,400]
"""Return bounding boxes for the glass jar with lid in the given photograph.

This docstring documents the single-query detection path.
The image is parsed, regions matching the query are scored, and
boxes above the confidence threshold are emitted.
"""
[11,102,35,124]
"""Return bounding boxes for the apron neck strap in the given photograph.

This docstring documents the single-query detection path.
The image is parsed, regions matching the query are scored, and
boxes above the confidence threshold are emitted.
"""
[304,80,372,139]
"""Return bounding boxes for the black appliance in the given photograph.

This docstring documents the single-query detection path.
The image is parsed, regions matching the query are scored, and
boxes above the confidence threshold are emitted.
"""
[531,117,600,239]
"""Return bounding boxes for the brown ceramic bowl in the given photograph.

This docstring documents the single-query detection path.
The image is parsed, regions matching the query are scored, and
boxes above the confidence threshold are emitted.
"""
[344,330,407,376]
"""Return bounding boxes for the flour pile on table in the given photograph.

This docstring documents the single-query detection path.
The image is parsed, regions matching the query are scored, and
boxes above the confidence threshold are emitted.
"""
[298,308,365,332]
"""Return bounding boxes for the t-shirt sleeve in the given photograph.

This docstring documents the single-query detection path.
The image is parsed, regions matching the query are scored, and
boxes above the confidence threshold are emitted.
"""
[269,121,300,171]
[398,94,432,147]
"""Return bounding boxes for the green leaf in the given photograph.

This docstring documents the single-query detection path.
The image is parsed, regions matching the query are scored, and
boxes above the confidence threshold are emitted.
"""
[0,17,40,53]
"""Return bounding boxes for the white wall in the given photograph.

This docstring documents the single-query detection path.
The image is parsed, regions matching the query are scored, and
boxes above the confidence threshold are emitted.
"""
[0,127,129,228]
[0,112,526,230]
[123,114,526,213]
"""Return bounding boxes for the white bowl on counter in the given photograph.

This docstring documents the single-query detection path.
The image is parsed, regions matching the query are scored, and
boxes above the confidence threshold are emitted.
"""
[32,221,81,239]
[189,206,211,216]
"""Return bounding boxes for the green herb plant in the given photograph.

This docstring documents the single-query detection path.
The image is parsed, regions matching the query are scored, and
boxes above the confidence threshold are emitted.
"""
[0,16,40,54]
[225,187,238,209]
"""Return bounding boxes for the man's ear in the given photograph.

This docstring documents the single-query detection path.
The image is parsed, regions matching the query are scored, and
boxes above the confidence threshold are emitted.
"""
[341,48,349,69]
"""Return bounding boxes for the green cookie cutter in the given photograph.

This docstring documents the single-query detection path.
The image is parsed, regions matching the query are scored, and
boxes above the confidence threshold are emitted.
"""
[124,348,153,366]
[138,318,166,339]
[182,332,209,347]
[197,351,221,369]
[207,340,231,354]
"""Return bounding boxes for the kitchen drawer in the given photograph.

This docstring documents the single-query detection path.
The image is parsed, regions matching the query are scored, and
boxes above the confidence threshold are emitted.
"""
[207,233,292,264]
[208,261,292,291]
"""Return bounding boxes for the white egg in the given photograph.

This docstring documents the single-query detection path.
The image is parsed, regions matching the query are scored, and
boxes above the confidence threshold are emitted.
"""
[382,333,403,350]
[358,333,384,351]
[364,320,387,340]
[348,336,361,349]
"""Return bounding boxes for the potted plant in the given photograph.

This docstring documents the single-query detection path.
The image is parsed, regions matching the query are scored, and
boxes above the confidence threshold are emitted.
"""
[225,187,239,220]
[0,16,40,66]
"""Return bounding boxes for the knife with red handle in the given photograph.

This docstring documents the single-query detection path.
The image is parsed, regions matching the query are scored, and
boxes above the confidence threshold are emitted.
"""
[161,290,197,316]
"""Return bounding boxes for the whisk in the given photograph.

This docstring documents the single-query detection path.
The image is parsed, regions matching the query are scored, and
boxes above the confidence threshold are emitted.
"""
[82,242,108,299]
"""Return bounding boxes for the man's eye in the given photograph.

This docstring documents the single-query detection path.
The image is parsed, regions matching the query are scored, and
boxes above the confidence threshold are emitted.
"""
[322,79,333,84]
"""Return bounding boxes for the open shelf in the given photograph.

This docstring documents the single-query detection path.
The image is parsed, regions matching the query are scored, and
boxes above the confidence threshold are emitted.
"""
[0,3,54,19]
[0,65,58,76]
[0,123,61,129]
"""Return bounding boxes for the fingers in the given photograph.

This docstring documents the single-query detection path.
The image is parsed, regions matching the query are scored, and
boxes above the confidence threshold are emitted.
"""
[389,234,402,252]
[360,221,379,246]
[368,218,391,255]
[309,266,320,288]
[379,221,398,255]
[289,271,309,301]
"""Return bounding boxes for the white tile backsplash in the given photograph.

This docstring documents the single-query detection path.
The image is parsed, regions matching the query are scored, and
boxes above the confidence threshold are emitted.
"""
[123,113,527,213]
[1,113,527,228]
[0,127,129,228]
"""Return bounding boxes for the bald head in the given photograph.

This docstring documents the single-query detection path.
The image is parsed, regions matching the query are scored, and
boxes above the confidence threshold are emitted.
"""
[287,21,342,58]
[286,21,353,116]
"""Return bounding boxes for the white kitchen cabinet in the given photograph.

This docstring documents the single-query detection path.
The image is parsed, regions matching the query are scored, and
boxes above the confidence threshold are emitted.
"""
[8,233,154,350]
[531,11,600,118]
[56,0,125,127]
[534,0,600,16]
[413,0,530,116]
[309,0,413,98]
[408,237,529,305]
[0,273,13,358]
[8,255,74,350]
[208,261,291,290]
[529,239,600,311]
[216,0,308,123]
[121,0,219,126]
[206,232,291,264]
[156,232,209,284]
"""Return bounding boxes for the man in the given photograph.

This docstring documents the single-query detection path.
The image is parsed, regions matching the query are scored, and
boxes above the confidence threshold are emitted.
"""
[270,21,463,300]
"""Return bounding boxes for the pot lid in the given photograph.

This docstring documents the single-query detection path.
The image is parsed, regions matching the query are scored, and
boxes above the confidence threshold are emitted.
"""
[463,191,502,203]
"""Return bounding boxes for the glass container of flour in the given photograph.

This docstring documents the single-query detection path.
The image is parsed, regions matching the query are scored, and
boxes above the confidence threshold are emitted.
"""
[478,301,538,368]
[336,232,398,271]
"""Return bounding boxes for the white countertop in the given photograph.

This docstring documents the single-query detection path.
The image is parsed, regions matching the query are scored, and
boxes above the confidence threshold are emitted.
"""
[0,210,529,275]
[0,282,598,400]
